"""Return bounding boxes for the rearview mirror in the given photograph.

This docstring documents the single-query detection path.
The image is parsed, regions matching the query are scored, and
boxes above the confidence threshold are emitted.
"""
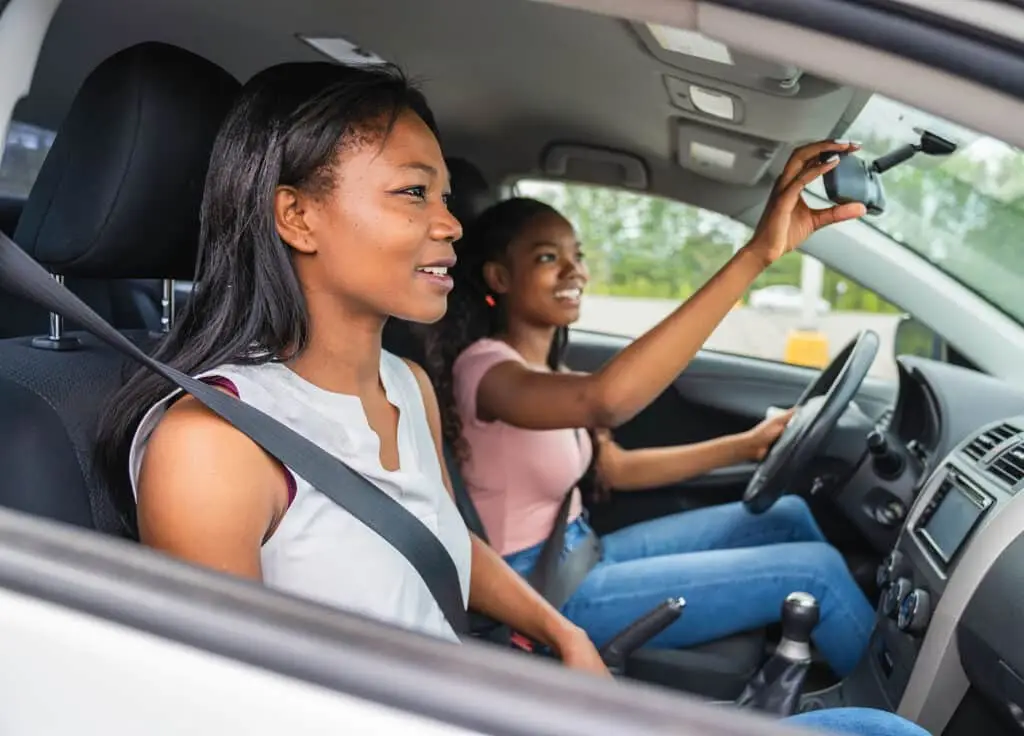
[893,315,947,361]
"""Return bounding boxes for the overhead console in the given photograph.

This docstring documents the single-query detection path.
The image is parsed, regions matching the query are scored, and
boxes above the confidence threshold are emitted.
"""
[626,21,858,186]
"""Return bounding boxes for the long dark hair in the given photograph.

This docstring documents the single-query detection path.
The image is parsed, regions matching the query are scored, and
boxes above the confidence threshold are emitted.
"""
[95,61,439,537]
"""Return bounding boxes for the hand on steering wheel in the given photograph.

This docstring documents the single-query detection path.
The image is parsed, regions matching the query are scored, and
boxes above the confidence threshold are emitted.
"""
[743,331,880,514]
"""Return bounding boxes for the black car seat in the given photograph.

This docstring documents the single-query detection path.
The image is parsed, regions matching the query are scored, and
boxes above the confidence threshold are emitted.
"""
[0,42,240,532]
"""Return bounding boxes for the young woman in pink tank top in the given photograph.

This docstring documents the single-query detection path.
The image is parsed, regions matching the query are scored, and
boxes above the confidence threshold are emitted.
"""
[426,147,879,678]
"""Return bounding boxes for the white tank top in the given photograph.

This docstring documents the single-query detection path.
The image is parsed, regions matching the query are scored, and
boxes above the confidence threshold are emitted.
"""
[128,351,471,642]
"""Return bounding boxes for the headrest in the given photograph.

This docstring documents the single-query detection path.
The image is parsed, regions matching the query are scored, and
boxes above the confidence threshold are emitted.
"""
[446,157,495,229]
[14,42,240,279]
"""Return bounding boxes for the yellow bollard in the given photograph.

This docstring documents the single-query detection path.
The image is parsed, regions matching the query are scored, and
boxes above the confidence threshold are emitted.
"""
[784,329,829,368]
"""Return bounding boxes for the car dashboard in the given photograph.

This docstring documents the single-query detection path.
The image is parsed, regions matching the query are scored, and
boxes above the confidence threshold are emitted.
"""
[838,356,1024,734]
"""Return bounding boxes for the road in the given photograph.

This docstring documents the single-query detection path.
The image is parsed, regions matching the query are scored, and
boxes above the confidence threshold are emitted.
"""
[574,295,901,380]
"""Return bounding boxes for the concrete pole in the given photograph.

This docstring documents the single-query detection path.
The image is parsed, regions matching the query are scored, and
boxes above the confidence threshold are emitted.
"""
[801,255,825,327]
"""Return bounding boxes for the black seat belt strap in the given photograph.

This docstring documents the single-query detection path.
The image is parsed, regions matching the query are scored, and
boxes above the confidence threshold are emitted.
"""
[527,429,602,610]
[0,232,468,636]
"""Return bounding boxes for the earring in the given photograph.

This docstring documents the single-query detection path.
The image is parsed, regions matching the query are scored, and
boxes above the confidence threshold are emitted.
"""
[485,294,496,308]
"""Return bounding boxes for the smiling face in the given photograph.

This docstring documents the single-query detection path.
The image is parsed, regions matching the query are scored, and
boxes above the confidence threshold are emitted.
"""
[489,210,589,329]
[275,108,462,326]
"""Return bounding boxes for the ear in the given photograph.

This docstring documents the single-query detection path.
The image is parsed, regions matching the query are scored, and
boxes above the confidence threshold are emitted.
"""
[482,260,511,295]
[274,186,317,255]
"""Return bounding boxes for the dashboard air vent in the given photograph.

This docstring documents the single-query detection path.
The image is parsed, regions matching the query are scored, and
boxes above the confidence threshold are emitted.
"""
[963,423,1018,461]
[987,443,1024,491]
[877,406,895,431]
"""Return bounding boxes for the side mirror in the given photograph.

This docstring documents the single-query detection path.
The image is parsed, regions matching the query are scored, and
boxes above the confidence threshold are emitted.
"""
[894,315,946,361]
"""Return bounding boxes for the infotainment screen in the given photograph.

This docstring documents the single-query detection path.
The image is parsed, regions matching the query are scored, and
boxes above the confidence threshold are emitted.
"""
[919,478,991,564]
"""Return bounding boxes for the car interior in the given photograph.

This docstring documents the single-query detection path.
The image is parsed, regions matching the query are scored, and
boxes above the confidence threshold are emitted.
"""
[4,0,1024,734]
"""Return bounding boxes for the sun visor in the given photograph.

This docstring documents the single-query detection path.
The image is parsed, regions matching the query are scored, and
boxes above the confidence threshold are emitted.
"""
[674,121,780,186]
[633,22,803,95]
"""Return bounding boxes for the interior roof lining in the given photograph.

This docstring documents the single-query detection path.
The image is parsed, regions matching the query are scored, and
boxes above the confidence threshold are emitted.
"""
[10,0,870,221]
[11,0,1024,222]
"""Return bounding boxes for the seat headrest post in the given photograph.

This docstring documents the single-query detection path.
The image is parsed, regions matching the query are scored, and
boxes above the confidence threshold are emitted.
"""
[161,278,176,334]
[30,274,81,351]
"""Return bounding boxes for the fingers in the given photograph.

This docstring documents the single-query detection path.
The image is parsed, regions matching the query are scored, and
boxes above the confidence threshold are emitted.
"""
[810,201,868,230]
[770,408,796,427]
[775,154,842,209]
[778,139,861,191]
[777,150,869,230]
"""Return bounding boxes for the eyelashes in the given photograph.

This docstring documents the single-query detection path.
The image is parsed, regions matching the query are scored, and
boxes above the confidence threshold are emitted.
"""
[536,250,585,264]
[398,186,452,208]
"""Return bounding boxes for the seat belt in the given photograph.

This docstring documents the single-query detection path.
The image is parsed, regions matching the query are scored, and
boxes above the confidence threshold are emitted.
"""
[0,232,468,637]
[527,430,602,611]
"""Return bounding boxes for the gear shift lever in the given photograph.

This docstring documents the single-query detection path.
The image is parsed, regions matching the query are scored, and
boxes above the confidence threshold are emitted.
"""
[735,592,819,716]
[776,591,818,662]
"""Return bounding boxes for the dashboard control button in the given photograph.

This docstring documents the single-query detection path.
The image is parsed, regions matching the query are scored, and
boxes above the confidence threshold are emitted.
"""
[868,429,906,477]
[898,589,932,633]
[884,577,913,617]
[877,551,905,588]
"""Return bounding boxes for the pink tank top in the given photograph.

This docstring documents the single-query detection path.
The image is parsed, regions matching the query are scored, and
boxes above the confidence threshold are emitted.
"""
[452,338,592,556]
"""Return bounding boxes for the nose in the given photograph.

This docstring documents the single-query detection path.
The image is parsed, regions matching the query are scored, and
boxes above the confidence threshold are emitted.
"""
[433,201,463,242]
[560,253,587,281]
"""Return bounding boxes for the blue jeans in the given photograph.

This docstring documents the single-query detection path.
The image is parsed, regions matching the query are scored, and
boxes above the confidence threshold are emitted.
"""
[503,497,875,676]
[785,708,930,735]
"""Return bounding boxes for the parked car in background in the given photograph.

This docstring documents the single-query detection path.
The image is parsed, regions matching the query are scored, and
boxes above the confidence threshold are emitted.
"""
[748,284,830,314]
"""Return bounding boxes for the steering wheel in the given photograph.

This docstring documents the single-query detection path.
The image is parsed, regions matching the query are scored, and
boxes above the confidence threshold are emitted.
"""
[743,330,880,514]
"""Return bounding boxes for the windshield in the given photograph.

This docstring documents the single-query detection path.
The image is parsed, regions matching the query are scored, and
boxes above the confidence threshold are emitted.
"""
[835,94,1024,324]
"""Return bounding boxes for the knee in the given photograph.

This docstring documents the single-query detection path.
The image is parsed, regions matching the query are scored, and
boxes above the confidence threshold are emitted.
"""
[770,495,816,530]
[803,543,853,592]
[782,542,848,590]
[815,542,848,571]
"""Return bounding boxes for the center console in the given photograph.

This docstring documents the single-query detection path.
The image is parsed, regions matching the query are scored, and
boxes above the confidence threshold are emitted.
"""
[806,418,1024,732]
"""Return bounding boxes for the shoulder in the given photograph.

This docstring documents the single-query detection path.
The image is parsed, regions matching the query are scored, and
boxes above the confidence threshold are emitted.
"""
[142,388,280,488]
[454,338,523,369]
[131,363,291,502]
[452,338,524,388]
[136,389,282,548]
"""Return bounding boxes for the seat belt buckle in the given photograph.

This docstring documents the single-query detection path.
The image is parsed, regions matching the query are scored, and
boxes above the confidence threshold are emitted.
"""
[510,632,535,652]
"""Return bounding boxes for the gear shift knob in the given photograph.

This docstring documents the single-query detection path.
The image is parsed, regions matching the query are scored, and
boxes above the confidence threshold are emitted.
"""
[735,592,819,715]
[777,592,819,663]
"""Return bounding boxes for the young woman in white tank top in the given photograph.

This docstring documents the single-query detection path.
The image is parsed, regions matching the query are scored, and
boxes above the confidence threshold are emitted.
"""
[94,61,606,671]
